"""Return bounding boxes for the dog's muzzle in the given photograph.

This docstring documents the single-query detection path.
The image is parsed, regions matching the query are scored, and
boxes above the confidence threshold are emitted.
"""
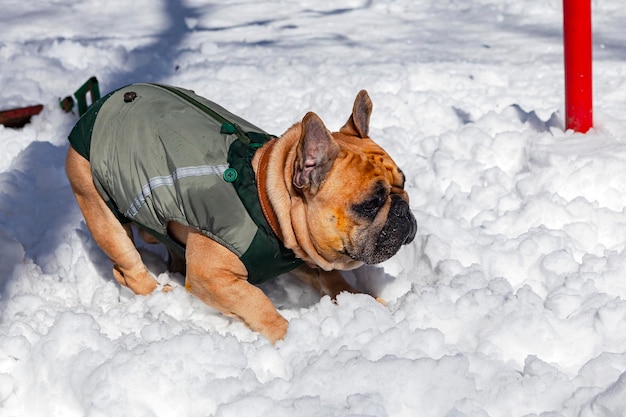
[354,195,417,265]
[379,194,417,245]
[391,194,417,245]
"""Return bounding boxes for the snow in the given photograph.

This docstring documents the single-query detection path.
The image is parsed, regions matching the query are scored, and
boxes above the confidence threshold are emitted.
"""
[1,0,626,416]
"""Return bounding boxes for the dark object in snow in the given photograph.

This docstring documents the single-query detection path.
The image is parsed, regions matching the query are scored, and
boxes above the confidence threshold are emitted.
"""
[60,76,101,116]
[0,104,44,128]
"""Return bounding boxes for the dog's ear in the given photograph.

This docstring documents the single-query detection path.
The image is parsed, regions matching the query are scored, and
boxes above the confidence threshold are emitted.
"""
[293,112,340,194]
[340,90,373,138]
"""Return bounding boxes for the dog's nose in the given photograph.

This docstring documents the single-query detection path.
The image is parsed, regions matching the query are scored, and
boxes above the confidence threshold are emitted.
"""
[390,195,417,245]
[391,197,409,217]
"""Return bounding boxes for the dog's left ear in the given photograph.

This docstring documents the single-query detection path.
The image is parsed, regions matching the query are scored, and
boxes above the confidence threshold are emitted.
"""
[294,112,341,194]
[340,90,373,138]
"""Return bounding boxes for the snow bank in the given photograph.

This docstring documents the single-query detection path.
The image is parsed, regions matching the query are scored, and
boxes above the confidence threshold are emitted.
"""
[1,0,626,416]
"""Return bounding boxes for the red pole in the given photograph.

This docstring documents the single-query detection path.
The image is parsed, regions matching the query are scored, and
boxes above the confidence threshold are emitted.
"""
[563,0,593,133]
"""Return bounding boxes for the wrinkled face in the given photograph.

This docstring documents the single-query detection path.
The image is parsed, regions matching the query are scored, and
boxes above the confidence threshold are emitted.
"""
[304,133,417,266]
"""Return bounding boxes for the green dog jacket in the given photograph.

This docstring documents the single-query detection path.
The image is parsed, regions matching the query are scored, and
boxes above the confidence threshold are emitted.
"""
[68,83,302,284]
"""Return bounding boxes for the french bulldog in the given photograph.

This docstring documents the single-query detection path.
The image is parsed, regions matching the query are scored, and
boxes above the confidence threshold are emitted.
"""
[65,84,416,343]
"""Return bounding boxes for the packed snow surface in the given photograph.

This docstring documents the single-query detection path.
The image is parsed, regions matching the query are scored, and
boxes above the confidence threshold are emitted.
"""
[1,0,626,416]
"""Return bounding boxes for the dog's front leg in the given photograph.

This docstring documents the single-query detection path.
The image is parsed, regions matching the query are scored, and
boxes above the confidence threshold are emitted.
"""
[184,232,288,343]
[292,265,387,305]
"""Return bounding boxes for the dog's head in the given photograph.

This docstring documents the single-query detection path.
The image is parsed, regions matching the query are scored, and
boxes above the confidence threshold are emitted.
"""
[291,90,417,269]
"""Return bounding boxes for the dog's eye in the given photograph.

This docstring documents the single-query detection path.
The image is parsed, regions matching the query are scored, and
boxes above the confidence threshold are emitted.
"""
[352,185,387,219]
[361,197,383,213]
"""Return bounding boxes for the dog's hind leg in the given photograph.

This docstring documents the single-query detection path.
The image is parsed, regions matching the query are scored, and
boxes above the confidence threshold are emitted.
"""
[65,147,158,295]
[137,228,186,275]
